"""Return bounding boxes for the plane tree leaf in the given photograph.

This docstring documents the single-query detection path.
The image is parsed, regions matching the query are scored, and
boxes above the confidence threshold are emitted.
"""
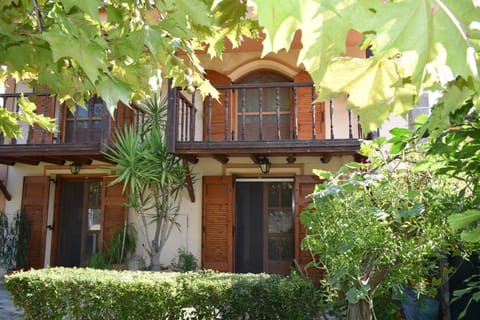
[448,210,480,231]
[363,0,479,87]
[251,0,480,130]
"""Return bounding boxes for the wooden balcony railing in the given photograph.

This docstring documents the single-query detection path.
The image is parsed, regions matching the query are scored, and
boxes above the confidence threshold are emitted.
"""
[0,92,142,148]
[167,81,364,157]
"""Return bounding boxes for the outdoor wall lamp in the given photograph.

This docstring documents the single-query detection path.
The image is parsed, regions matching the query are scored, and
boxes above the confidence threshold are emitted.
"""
[70,162,81,175]
[257,156,271,174]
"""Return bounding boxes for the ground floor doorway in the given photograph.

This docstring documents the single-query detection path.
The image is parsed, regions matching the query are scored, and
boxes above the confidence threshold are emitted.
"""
[235,179,294,275]
[55,179,102,267]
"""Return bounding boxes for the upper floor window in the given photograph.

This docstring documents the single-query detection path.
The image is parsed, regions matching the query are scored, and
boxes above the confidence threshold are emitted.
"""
[236,71,292,141]
[64,96,105,143]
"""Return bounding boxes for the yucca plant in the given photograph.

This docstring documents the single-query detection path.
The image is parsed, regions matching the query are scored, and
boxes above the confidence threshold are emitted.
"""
[105,94,188,270]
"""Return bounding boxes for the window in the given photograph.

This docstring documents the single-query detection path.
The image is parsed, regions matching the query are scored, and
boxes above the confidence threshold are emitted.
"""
[64,96,105,143]
[236,72,291,140]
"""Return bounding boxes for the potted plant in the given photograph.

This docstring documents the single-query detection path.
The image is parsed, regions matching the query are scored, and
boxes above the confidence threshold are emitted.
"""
[170,247,198,272]
[87,224,137,270]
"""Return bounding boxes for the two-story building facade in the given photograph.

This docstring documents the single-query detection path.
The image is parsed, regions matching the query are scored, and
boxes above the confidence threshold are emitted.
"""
[0,30,401,279]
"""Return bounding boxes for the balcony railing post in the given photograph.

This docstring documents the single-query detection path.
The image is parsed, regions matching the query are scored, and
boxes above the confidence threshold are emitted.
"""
[311,86,316,140]
[241,88,246,141]
[348,109,353,139]
[329,99,334,139]
[100,103,110,151]
[180,98,185,142]
[276,87,281,140]
[166,78,178,153]
[259,88,263,141]
[190,90,196,142]
[224,89,229,141]
[293,87,298,140]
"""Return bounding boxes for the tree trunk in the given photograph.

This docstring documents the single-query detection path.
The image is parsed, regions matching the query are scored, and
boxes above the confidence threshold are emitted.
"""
[150,250,161,271]
[348,299,372,320]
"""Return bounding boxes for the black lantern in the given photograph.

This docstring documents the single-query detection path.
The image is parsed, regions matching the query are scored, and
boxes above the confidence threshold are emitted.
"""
[257,156,271,174]
[70,162,81,175]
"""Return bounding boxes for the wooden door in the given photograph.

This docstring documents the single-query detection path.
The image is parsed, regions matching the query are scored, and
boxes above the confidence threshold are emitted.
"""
[202,176,233,272]
[235,180,294,276]
[294,175,323,283]
[21,176,50,269]
[55,179,102,266]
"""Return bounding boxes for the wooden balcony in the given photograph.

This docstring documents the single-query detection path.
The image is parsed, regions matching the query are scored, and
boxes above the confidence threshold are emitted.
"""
[0,92,142,166]
[167,81,364,163]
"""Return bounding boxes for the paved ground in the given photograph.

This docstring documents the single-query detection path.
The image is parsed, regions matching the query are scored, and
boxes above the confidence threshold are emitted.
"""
[0,276,24,320]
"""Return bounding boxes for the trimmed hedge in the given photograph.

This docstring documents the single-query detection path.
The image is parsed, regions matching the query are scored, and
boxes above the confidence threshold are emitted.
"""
[5,267,321,319]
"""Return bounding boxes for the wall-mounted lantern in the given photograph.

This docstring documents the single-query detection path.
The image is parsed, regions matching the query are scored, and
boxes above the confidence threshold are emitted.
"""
[257,156,271,174]
[70,162,81,175]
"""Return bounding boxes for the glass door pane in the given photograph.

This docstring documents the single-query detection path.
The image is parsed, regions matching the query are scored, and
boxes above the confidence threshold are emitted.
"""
[266,182,294,275]
[56,179,102,267]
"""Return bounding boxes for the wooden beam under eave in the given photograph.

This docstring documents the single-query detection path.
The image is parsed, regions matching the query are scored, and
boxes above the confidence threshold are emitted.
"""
[37,157,66,165]
[0,180,12,201]
[62,156,93,165]
[10,158,40,165]
[183,160,195,203]
[182,155,199,164]
[0,159,16,166]
[213,155,229,164]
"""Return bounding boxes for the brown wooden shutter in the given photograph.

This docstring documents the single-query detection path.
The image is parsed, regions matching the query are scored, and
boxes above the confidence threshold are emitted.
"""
[101,177,128,250]
[21,176,50,269]
[111,101,136,136]
[29,95,57,144]
[203,70,233,141]
[294,71,325,140]
[294,175,323,283]
[202,176,233,272]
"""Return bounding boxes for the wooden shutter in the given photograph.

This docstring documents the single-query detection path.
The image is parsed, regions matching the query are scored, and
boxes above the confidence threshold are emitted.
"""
[202,176,233,272]
[294,71,325,140]
[29,95,57,144]
[203,70,233,141]
[111,101,136,138]
[21,176,50,269]
[294,175,323,283]
[101,177,128,249]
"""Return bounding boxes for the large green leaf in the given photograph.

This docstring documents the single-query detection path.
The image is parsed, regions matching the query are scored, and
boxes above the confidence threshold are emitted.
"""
[364,0,479,86]
[39,27,105,84]
[252,0,480,131]
[461,228,480,243]
[252,0,301,55]
[59,0,100,20]
[97,75,133,115]
[318,57,416,130]
[448,210,480,230]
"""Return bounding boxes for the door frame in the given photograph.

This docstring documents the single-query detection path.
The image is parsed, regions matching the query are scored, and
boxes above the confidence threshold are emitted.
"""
[50,174,106,266]
[233,175,295,274]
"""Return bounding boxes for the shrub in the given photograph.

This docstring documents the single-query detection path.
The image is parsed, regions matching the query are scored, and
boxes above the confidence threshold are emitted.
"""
[170,248,198,272]
[5,267,321,319]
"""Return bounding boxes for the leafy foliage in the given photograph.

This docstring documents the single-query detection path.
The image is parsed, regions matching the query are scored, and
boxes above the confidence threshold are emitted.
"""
[0,0,258,136]
[170,248,198,272]
[0,210,31,270]
[301,139,472,317]
[251,0,480,131]
[87,224,137,269]
[105,95,189,270]
[5,267,321,320]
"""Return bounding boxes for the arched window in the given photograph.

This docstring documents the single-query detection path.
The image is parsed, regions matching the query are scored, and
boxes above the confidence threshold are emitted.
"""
[236,71,292,141]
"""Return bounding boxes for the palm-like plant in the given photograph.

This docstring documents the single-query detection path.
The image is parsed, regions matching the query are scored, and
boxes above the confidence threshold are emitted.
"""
[105,95,188,270]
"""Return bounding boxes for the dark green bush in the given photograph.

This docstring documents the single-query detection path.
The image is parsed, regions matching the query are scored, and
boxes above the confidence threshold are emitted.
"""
[5,267,321,319]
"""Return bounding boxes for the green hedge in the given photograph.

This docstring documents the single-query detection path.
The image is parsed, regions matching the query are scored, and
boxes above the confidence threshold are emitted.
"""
[5,267,321,319]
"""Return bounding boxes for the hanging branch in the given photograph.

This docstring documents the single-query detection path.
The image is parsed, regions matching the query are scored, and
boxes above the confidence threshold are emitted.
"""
[32,0,45,32]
